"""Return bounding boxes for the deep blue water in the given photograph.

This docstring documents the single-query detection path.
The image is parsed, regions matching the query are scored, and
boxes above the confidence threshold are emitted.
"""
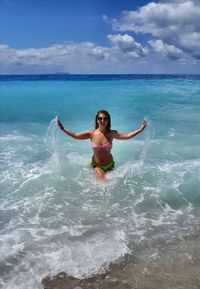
[1,73,200,81]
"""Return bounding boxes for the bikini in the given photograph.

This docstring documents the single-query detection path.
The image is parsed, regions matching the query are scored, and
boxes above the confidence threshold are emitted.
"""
[91,142,115,171]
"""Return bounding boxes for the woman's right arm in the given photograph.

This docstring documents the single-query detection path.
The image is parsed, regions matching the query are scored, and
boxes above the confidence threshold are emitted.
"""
[57,118,91,140]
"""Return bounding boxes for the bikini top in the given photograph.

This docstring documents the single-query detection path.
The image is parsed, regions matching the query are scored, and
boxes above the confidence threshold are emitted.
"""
[92,142,112,152]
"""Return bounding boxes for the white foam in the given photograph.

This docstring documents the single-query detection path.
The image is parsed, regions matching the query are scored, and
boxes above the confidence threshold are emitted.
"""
[1,229,129,289]
[1,119,200,289]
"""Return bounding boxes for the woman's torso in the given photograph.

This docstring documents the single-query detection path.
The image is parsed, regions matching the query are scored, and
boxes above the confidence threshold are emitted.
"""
[90,130,113,165]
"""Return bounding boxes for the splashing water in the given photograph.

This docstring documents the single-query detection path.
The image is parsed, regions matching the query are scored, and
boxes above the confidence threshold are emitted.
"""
[44,116,59,153]
[138,117,155,165]
[1,75,200,289]
[43,116,67,169]
[43,116,152,183]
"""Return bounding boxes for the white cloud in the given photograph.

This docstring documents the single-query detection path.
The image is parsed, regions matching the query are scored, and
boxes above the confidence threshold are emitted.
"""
[107,34,148,59]
[89,46,110,61]
[0,37,148,74]
[110,0,200,60]
[149,40,185,60]
[0,42,109,73]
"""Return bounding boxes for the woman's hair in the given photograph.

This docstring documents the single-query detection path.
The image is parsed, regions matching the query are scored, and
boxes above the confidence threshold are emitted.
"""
[95,110,111,131]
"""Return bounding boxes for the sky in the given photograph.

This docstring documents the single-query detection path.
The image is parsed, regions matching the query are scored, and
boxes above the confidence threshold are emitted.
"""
[0,0,200,74]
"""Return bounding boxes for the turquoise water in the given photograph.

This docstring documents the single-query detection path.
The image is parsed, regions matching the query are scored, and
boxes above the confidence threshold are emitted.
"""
[0,75,200,288]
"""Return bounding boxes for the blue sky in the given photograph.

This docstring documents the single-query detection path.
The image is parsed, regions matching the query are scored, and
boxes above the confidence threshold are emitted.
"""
[0,0,200,74]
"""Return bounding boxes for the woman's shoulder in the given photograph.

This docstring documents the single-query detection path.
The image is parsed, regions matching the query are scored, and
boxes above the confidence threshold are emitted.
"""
[89,130,96,137]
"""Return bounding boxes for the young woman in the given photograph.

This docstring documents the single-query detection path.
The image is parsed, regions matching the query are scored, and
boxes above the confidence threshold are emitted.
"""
[57,110,147,180]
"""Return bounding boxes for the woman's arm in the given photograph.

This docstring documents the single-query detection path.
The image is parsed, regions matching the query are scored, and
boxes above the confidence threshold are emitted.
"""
[57,118,91,140]
[112,120,147,140]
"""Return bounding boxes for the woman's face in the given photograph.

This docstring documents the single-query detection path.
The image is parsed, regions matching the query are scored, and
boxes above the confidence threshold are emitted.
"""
[97,113,109,129]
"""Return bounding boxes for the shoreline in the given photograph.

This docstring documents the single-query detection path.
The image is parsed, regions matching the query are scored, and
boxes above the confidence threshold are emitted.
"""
[42,233,200,289]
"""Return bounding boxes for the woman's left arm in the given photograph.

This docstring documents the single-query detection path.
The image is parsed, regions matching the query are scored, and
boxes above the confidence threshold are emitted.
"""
[112,120,147,140]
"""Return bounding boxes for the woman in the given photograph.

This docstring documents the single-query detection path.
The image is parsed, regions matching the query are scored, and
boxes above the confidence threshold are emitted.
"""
[57,110,147,180]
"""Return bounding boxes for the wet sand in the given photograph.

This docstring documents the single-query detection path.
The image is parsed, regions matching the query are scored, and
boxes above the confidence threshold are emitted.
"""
[42,233,200,289]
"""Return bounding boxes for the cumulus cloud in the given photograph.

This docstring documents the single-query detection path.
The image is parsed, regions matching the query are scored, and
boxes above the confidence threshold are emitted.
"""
[149,40,185,60]
[0,36,148,74]
[110,0,200,60]
[107,34,148,59]
[0,42,109,65]
[0,42,110,73]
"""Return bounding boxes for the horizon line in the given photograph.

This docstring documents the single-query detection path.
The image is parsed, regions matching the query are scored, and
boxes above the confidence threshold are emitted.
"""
[1,73,200,76]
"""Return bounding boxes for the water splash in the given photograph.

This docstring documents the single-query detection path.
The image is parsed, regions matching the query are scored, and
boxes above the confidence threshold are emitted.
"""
[43,116,65,170]
[139,117,155,165]
[44,117,59,153]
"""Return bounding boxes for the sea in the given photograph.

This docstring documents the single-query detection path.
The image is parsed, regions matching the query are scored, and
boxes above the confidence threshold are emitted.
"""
[0,74,200,289]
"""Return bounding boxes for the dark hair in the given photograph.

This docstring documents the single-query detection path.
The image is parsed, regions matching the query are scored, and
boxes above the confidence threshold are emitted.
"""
[95,110,111,131]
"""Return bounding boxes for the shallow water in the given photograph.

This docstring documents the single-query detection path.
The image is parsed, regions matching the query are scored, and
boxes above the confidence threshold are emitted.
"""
[0,75,200,288]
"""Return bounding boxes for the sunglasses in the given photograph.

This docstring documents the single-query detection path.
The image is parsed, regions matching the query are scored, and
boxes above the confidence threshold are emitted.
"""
[97,117,109,122]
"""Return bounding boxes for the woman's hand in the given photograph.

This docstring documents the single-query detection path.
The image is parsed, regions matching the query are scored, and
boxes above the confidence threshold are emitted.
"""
[57,117,64,130]
[140,119,147,131]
